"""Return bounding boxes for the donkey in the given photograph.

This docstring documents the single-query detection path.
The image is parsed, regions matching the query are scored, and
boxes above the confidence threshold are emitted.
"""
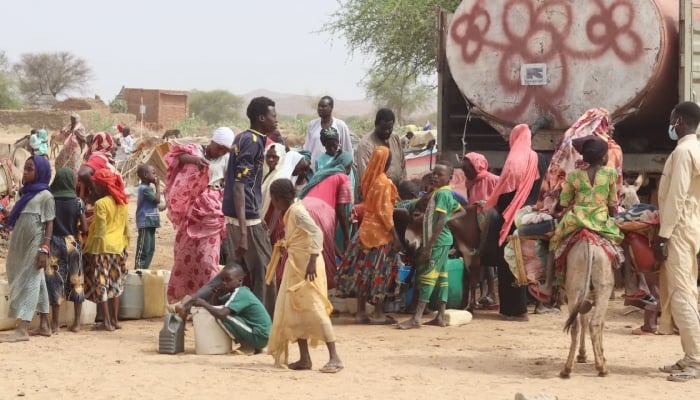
[560,237,615,378]
[619,173,644,210]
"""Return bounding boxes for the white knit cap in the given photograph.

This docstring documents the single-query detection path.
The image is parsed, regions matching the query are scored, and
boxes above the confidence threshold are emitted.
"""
[211,127,234,147]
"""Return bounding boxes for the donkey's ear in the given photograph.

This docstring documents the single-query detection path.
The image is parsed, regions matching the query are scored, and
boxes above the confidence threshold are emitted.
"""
[633,174,644,190]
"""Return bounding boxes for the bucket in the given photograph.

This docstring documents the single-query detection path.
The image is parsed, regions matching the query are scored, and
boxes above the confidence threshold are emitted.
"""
[141,270,169,318]
[329,295,348,314]
[398,265,414,306]
[192,306,232,355]
[159,313,185,354]
[118,270,144,320]
[0,280,15,331]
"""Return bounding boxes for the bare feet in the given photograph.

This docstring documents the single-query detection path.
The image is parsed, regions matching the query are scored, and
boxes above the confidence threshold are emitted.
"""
[29,328,52,337]
[288,360,313,370]
[396,318,421,330]
[68,324,81,333]
[111,320,122,330]
[0,331,30,343]
[502,313,529,322]
[425,317,447,327]
[92,322,115,332]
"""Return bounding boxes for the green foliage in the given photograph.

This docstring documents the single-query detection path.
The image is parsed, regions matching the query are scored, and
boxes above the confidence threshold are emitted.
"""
[324,0,461,78]
[109,98,127,113]
[0,51,22,109]
[364,66,434,124]
[278,114,314,137]
[344,115,374,136]
[188,89,244,125]
[13,51,92,104]
[173,114,210,137]
[88,112,116,133]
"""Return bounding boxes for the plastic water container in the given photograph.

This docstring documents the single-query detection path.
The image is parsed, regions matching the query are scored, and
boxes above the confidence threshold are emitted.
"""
[118,270,144,320]
[58,301,97,327]
[444,309,473,326]
[158,313,185,354]
[0,279,16,331]
[141,270,169,319]
[192,306,232,355]
[398,265,414,306]
[329,295,348,314]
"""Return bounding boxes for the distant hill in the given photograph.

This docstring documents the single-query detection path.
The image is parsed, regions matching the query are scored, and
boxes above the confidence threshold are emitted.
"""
[241,89,376,117]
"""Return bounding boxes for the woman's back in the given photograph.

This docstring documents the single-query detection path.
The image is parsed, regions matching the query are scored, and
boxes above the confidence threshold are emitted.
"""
[562,166,617,209]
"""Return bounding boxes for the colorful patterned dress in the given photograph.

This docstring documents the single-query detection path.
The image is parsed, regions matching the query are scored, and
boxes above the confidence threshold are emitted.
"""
[549,166,623,254]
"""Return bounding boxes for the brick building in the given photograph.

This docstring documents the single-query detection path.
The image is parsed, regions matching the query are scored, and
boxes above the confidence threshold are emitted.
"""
[118,87,188,130]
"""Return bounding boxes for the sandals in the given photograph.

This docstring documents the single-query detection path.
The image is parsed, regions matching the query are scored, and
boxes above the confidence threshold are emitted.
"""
[659,362,685,373]
[668,369,699,382]
[319,362,344,374]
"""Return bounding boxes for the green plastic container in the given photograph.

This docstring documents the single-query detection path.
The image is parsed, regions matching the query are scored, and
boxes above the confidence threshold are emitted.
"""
[429,257,464,310]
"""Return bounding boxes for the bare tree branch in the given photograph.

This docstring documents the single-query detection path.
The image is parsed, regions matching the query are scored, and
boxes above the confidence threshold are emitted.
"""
[13,51,92,105]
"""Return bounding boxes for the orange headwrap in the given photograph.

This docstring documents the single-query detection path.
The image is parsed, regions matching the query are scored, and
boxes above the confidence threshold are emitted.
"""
[92,168,128,205]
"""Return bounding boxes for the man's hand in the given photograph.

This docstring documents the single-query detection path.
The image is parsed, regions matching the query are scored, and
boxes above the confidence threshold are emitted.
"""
[305,259,317,282]
[653,237,669,263]
[235,238,248,261]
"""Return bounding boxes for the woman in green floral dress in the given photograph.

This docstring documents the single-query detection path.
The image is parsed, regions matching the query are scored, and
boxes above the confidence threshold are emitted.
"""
[549,136,623,253]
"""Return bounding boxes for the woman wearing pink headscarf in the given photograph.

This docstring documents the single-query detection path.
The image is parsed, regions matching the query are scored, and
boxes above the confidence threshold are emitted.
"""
[481,124,548,321]
[461,152,500,203]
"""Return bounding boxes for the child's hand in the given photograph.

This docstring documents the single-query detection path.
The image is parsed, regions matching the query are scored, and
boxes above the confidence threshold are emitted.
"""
[193,298,207,307]
[305,260,317,282]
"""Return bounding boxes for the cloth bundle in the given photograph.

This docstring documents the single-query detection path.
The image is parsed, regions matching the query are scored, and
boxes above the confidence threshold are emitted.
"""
[505,233,548,286]
[615,203,659,232]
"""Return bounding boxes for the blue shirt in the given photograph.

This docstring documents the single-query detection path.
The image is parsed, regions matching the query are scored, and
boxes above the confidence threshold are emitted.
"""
[136,184,160,229]
[223,129,266,220]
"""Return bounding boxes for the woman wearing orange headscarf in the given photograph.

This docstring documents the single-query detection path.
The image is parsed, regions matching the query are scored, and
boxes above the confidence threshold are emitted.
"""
[336,146,402,324]
[482,124,548,321]
[82,168,129,332]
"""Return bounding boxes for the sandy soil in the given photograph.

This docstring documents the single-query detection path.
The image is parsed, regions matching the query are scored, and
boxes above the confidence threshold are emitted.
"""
[0,149,698,399]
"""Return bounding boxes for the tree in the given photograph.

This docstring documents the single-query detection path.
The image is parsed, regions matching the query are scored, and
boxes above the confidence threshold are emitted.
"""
[188,89,244,125]
[0,51,22,109]
[324,0,461,79]
[13,51,92,104]
[364,67,434,124]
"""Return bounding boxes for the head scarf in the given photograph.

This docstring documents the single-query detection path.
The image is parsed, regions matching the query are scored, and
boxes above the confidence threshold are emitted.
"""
[88,132,114,157]
[51,167,77,199]
[463,152,489,182]
[298,150,312,162]
[37,129,48,140]
[320,127,339,146]
[361,146,391,199]
[485,124,540,245]
[92,168,127,205]
[71,112,80,121]
[572,136,608,165]
[298,151,353,199]
[281,151,305,185]
[8,155,52,227]
[261,143,287,218]
[212,127,235,148]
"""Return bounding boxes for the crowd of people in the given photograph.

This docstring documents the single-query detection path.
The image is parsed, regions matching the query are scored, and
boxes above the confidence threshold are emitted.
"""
[1,96,699,382]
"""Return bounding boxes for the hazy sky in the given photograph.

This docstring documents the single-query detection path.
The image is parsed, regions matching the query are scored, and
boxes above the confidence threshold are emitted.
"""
[2,0,372,101]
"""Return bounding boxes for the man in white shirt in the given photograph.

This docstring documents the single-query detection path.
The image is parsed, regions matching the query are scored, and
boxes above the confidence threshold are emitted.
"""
[115,126,135,167]
[304,96,353,170]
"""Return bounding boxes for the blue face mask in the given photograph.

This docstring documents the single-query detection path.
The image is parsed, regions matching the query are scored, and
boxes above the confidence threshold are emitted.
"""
[668,124,679,141]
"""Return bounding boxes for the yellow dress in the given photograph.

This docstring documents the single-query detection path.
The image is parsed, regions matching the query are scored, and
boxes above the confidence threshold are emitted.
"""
[549,166,623,253]
[265,201,335,368]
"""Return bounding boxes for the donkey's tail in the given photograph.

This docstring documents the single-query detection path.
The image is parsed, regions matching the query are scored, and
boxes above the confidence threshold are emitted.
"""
[564,240,593,333]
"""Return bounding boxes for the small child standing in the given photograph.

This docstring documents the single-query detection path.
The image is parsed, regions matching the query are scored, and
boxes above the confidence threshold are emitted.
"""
[398,161,465,329]
[135,165,160,269]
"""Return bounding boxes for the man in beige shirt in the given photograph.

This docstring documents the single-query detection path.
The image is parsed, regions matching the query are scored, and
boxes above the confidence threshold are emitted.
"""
[654,101,700,382]
[354,108,406,200]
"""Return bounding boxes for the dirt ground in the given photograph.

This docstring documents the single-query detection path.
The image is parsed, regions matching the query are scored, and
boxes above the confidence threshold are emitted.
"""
[0,131,698,399]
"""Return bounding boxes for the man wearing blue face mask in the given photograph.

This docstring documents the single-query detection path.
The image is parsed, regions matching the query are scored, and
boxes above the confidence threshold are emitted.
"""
[654,101,700,382]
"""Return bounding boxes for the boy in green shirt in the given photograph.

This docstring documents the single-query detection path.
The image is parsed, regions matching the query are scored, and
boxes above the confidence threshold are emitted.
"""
[398,161,465,329]
[194,266,272,352]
